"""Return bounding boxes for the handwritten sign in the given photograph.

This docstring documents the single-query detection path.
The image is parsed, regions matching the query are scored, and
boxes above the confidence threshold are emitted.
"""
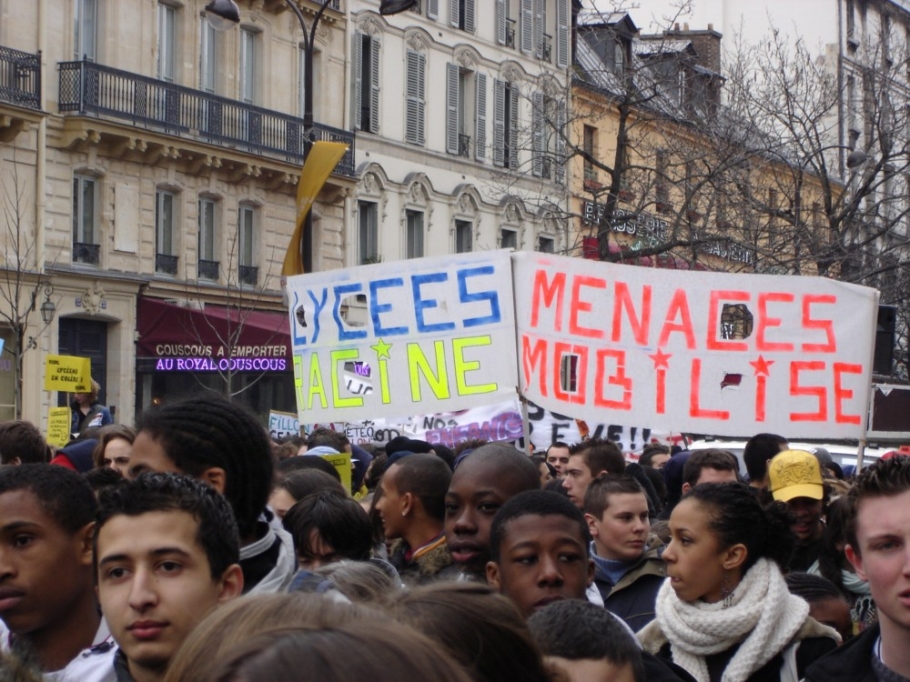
[286,251,518,424]
[46,407,72,448]
[43,355,92,393]
[512,252,879,439]
[269,411,300,440]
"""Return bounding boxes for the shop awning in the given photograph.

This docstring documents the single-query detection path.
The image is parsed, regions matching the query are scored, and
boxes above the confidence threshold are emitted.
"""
[136,297,291,359]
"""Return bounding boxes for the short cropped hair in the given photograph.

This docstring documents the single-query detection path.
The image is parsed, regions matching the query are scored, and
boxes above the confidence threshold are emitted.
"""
[573,440,625,476]
[283,490,372,563]
[846,455,910,554]
[785,572,844,604]
[276,455,342,481]
[0,421,51,464]
[682,449,738,488]
[743,433,787,482]
[136,396,273,539]
[96,472,240,579]
[0,464,97,533]
[546,442,569,455]
[638,444,670,468]
[306,427,348,452]
[527,600,645,682]
[489,490,590,563]
[583,475,644,519]
[390,453,452,522]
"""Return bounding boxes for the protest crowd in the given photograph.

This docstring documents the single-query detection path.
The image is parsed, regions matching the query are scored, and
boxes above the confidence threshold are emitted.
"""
[0,391,907,682]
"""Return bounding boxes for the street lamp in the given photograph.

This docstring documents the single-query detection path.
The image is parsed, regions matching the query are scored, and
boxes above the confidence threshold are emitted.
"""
[40,285,56,326]
[204,0,418,274]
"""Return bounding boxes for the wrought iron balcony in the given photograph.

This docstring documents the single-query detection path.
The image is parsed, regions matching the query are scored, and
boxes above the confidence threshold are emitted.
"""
[58,60,355,177]
[156,253,179,276]
[0,46,41,110]
[72,242,100,265]
[239,265,259,287]
[541,34,553,62]
[458,133,471,158]
[506,19,516,48]
[198,259,220,281]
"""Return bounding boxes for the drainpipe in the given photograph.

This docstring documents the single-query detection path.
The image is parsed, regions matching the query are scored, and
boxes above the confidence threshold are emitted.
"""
[36,0,47,272]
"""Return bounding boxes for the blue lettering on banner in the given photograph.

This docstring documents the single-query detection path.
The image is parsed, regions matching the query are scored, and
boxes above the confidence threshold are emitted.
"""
[333,283,367,341]
[370,278,409,336]
[458,266,501,327]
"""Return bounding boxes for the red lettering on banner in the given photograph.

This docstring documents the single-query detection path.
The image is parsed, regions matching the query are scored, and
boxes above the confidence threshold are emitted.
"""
[649,349,671,415]
[569,276,607,339]
[553,342,587,404]
[611,282,652,345]
[658,290,697,349]
[707,290,749,351]
[594,349,632,410]
[530,270,566,330]
[750,355,774,422]
[521,334,548,396]
[833,362,863,425]
[689,359,730,420]
[789,361,828,421]
[801,295,837,353]
[756,292,795,352]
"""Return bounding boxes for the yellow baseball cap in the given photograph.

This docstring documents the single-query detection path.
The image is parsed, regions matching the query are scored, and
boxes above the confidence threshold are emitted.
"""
[768,450,824,502]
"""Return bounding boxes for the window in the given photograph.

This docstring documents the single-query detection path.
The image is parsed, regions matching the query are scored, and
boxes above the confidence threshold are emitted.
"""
[450,0,475,32]
[359,201,379,264]
[353,33,380,133]
[74,0,97,60]
[200,18,217,93]
[405,51,427,146]
[455,220,472,253]
[406,210,424,258]
[532,93,564,181]
[446,64,477,158]
[538,236,554,253]
[239,28,258,104]
[411,0,439,19]
[656,150,669,208]
[496,0,516,48]
[73,175,98,264]
[584,125,597,180]
[157,3,176,82]
[156,190,178,275]
[238,205,257,286]
[500,228,517,249]
[198,199,218,280]
[493,80,519,168]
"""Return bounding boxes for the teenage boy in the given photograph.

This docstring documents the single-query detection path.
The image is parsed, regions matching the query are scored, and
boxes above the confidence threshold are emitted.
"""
[546,443,572,478]
[743,432,788,490]
[376,453,458,585]
[444,443,541,579]
[95,473,244,682]
[584,476,665,631]
[0,421,51,465]
[0,464,115,679]
[128,397,296,594]
[680,450,739,495]
[563,441,626,508]
[768,450,826,572]
[805,455,910,682]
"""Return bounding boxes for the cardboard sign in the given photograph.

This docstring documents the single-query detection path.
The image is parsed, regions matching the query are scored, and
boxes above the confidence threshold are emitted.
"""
[46,407,71,448]
[512,252,879,439]
[286,250,518,424]
[268,410,300,440]
[316,451,352,492]
[43,355,92,393]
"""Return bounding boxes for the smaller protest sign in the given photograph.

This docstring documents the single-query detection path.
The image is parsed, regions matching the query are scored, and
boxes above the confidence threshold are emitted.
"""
[43,355,92,393]
[46,407,71,448]
[317,451,352,492]
[269,411,300,440]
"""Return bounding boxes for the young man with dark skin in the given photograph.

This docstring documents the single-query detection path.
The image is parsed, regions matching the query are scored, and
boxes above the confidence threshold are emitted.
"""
[444,443,541,579]
[680,449,739,495]
[805,456,910,681]
[768,450,827,572]
[376,453,458,585]
[584,476,666,631]
[0,464,115,680]
[546,443,571,478]
[562,441,626,509]
[743,432,788,490]
[127,397,296,594]
[95,473,244,682]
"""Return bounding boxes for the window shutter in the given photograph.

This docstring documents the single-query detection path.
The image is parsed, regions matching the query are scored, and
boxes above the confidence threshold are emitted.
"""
[427,0,438,20]
[370,37,381,133]
[532,92,544,177]
[406,51,426,145]
[417,53,426,145]
[465,0,475,33]
[493,79,505,167]
[475,72,487,160]
[450,0,459,27]
[509,84,519,170]
[352,32,363,130]
[556,0,569,67]
[496,0,506,45]
[534,0,544,58]
[555,100,567,184]
[446,63,460,154]
[520,0,533,54]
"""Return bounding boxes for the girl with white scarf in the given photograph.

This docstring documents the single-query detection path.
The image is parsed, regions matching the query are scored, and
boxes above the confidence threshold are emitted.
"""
[638,483,840,682]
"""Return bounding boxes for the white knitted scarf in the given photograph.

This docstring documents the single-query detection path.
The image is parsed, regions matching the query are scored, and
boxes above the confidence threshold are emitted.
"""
[654,558,809,682]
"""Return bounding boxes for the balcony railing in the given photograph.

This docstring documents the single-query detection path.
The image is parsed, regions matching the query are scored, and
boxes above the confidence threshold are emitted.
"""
[0,46,41,110]
[506,19,516,48]
[458,133,471,158]
[156,253,179,276]
[58,60,355,177]
[73,242,100,265]
[239,265,259,287]
[541,34,553,62]
[198,259,220,281]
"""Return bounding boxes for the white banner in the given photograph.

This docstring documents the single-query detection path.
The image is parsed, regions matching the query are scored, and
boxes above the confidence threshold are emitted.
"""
[286,251,518,424]
[512,252,879,439]
[268,410,300,440]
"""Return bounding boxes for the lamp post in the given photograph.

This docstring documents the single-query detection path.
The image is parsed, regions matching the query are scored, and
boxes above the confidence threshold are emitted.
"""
[205,0,417,273]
